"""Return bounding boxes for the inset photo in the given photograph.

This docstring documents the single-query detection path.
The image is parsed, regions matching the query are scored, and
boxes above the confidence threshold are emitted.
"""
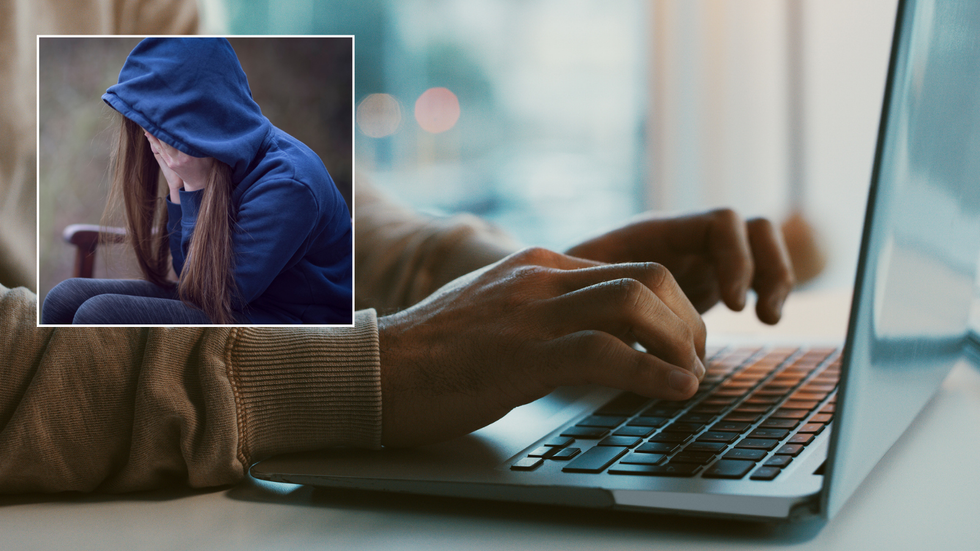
[38,36,353,326]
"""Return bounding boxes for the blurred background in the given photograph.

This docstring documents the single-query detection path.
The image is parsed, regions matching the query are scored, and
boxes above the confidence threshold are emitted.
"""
[39,0,907,311]
[215,0,899,289]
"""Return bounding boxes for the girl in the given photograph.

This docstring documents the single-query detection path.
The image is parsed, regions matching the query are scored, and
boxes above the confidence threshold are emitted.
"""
[42,38,352,325]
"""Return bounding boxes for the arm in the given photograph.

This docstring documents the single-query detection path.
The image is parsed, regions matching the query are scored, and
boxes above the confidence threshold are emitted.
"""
[354,179,520,311]
[353,181,792,322]
[231,179,324,304]
[0,285,380,493]
[355,184,792,447]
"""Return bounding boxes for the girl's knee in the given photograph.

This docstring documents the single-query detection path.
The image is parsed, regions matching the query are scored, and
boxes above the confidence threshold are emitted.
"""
[41,278,90,324]
[72,294,119,324]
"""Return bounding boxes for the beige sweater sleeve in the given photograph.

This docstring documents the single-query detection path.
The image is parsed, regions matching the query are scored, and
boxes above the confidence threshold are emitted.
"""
[354,179,521,312]
[0,285,381,494]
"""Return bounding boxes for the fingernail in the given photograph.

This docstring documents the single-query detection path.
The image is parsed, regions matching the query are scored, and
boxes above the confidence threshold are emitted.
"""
[729,282,746,310]
[695,358,706,380]
[669,369,697,393]
[770,295,785,318]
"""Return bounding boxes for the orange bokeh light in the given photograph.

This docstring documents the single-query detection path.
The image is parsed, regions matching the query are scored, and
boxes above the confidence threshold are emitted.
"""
[414,87,460,134]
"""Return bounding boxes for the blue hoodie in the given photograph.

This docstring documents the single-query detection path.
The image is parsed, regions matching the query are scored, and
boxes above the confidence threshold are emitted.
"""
[103,38,352,324]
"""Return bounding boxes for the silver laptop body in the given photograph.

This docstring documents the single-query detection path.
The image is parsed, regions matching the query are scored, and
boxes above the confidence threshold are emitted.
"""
[252,0,980,521]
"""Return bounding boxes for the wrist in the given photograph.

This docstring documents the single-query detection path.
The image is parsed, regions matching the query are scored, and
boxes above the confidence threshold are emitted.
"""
[181,181,204,192]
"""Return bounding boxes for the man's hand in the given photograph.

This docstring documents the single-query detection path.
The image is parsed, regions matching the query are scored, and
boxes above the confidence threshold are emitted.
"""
[566,209,794,324]
[378,247,707,447]
[144,132,213,194]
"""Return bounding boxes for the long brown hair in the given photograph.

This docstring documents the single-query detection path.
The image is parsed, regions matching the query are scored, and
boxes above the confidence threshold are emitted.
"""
[105,116,238,324]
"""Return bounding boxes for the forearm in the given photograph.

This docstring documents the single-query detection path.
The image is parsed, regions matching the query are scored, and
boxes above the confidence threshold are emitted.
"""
[0,285,381,493]
[354,179,520,312]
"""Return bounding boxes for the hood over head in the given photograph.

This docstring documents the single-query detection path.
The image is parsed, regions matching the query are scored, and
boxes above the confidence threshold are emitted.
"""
[103,38,272,183]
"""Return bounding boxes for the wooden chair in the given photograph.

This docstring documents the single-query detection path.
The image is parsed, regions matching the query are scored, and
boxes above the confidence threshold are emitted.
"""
[62,224,127,278]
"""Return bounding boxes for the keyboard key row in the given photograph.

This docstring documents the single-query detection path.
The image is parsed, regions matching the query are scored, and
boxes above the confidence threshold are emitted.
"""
[515,347,838,479]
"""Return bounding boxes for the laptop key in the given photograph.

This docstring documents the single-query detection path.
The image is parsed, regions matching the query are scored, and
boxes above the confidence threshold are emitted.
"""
[627,416,668,428]
[551,447,581,460]
[791,392,827,402]
[576,415,627,428]
[613,426,655,438]
[726,412,762,422]
[750,466,782,481]
[788,433,814,445]
[560,426,609,439]
[543,436,574,447]
[690,404,726,414]
[759,419,799,429]
[723,448,768,461]
[608,462,700,477]
[684,441,728,453]
[775,444,804,456]
[597,436,643,448]
[527,446,559,458]
[783,400,819,410]
[643,406,682,417]
[764,455,793,468]
[678,413,718,424]
[702,460,755,479]
[710,421,750,433]
[636,442,680,454]
[650,432,692,443]
[595,392,650,416]
[697,431,739,444]
[663,422,706,433]
[700,398,735,406]
[733,404,771,413]
[620,451,666,465]
[511,457,543,471]
[562,446,628,473]
[744,396,780,405]
[797,423,825,434]
[771,408,810,420]
[748,428,789,439]
[735,438,780,451]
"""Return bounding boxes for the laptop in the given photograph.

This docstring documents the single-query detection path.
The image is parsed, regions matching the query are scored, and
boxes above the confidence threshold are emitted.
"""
[251,0,980,521]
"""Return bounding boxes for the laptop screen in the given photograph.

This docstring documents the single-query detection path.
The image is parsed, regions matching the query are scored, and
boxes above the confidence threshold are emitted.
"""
[823,0,980,518]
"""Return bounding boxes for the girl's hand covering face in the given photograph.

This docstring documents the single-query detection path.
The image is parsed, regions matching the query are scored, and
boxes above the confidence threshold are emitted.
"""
[144,132,213,193]
[146,131,184,197]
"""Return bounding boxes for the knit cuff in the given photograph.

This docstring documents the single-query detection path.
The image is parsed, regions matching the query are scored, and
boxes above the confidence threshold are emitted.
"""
[224,309,382,466]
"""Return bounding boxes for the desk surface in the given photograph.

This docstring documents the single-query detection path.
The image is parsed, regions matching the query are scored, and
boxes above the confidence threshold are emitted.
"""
[3,291,979,550]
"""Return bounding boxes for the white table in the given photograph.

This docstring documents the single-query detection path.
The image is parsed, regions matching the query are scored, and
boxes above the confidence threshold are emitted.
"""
[3,291,979,550]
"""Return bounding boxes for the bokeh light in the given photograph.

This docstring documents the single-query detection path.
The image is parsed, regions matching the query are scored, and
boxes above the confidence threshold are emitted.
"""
[356,93,402,138]
[414,87,460,134]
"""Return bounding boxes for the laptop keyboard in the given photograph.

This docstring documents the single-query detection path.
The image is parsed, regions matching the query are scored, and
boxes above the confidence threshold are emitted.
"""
[510,346,840,481]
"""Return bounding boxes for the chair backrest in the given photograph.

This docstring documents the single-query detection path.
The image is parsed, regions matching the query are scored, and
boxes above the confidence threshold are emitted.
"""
[62,224,127,278]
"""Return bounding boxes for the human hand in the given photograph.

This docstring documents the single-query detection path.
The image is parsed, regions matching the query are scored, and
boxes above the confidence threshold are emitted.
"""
[144,132,213,193]
[144,132,184,202]
[565,209,793,325]
[377,247,707,447]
